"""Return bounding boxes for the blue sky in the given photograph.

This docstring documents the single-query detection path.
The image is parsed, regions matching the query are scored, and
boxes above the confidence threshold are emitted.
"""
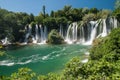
[0,0,115,16]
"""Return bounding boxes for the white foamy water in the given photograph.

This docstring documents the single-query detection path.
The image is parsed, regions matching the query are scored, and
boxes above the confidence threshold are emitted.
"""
[0,60,14,66]
[81,59,88,63]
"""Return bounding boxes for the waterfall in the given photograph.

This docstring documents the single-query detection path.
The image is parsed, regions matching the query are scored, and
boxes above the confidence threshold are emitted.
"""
[39,25,44,43]
[65,22,78,44]
[35,25,39,41]
[24,25,32,43]
[44,26,47,42]
[79,26,85,43]
[59,24,64,38]
[114,17,118,28]
[39,25,47,44]
[33,24,39,43]
[1,37,9,45]
[83,21,98,45]
[101,19,107,37]
[65,24,72,44]
[89,21,98,41]
[65,18,119,44]
[89,21,99,44]
[74,23,78,41]
[24,24,47,44]
[23,17,119,45]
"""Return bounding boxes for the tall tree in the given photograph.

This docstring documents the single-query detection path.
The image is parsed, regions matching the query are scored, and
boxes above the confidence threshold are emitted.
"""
[113,0,120,21]
[43,5,46,18]
[50,10,55,17]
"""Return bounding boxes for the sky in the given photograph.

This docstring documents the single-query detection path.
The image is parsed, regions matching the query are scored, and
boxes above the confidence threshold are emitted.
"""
[0,0,115,16]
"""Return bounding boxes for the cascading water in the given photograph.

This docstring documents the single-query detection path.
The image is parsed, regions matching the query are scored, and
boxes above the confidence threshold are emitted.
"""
[33,24,39,43]
[23,17,119,45]
[1,37,9,45]
[83,18,118,45]
[79,26,85,43]
[114,17,118,28]
[65,22,78,44]
[24,24,47,44]
[65,24,72,44]
[101,19,107,37]
[84,21,99,45]
[74,23,78,41]
[39,25,44,43]
[24,24,32,43]
[59,24,64,38]
[35,25,39,41]
[89,21,98,41]
[43,26,47,42]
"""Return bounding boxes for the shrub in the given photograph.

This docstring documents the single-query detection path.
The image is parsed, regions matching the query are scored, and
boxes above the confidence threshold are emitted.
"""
[47,29,64,44]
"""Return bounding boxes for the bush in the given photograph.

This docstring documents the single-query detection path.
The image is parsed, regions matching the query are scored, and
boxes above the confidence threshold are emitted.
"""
[82,13,95,23]
[47,29,64,44]
[63,28,120,79]
[9,68,36,80]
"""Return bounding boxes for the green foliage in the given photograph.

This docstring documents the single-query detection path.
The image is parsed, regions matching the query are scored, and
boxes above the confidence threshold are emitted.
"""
[82,13,95,23]
[50,10,55,17]
[89,8,99,14]
[38,73,62,80]
[63,57,82,79]
[43,17,67,31]
[115,0,120,9]
[0,8,35,42]
[97,9,111,19]
[114,0,120,21]
[42,5,46,18]
[90,28,120,60]
[43,17,57,29]
[63,28,120,79]
[9,68,36,80]
[47,29,64,44]
[113,8,120,21]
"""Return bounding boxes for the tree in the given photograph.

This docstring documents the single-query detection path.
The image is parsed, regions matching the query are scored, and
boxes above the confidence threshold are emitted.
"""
[63,5,72,12]
[113,0,120,21]
[82,7,89,15]
[30,13,34,22]
[50,10,55,17]
[43,5,46,18]
[115,0,120,9]
[35,12,44,24]
[89,8,99,14]
[82,13,95,23]
[97,9,111,19]
[9,68,36,80]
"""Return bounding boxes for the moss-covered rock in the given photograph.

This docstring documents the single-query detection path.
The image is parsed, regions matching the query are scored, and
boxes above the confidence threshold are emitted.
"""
[27,35,33,43]
[47,29,64,44]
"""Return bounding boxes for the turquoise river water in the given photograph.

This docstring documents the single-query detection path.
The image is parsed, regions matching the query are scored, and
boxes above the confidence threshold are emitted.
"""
[0,44,90,76]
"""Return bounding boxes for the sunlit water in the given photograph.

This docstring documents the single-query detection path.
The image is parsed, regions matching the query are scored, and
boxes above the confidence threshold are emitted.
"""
[0,44,90,76]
